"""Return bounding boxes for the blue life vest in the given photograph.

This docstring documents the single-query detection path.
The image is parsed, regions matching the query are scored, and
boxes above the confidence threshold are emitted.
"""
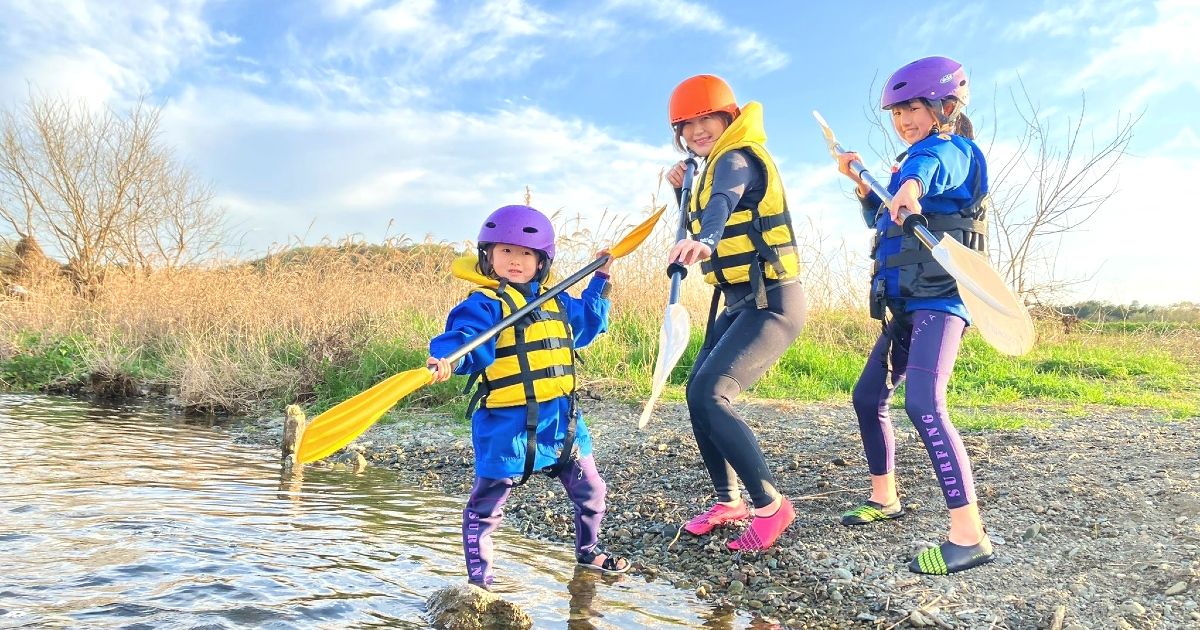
[868,134,990,315]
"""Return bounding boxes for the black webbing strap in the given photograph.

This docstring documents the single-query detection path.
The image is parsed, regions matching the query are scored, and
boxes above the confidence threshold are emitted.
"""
[702,287,723,350]
[513,314,540,486]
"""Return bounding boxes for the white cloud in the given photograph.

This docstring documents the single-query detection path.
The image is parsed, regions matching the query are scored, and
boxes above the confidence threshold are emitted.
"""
[333,0,556,83]
[159,86,677,253]
[1004,0,1152,40]
[0,0,234,105]
[1064,0,1200,106]
[603,0,789,76]
[1054,132,1197,305]
[363,0,436,35]
[324,0,378,18]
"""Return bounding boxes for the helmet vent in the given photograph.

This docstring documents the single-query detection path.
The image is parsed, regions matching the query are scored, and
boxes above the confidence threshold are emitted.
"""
[522,227,539,233]
[892,81,908,91]
[485,221,497,228]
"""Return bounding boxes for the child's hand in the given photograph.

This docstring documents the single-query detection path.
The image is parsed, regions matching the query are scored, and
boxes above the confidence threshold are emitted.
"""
[595,249,613,274]
[836,151,870,197]
[887,178,923,223]
[427,357,455,382]
[668,238,712,266]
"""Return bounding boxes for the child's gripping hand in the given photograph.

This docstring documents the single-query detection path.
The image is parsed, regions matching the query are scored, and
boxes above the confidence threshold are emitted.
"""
[427,356,455,382]
[595,248,613,275]
[886,178,924,223]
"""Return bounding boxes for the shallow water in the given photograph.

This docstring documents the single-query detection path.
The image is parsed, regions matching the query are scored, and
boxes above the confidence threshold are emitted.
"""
[0,394,753,629]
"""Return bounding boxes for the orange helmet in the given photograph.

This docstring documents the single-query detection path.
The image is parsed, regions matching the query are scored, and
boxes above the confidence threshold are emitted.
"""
[668,74,739,125]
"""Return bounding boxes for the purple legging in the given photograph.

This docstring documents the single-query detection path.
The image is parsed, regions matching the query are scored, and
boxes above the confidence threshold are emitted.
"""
[851,310,977,509]
[462,455,606,585]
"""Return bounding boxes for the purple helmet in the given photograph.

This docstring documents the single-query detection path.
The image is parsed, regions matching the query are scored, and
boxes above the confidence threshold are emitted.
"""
[477,204,556,260]
[881,56,970,110]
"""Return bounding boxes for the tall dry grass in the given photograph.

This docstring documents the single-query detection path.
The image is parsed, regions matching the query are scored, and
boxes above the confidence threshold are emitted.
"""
[2,202,1194,417]
[0,198,873,414]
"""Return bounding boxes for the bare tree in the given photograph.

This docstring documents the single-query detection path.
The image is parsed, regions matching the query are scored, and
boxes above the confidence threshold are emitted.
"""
[987,81,1139,304]
[0,92,229,290]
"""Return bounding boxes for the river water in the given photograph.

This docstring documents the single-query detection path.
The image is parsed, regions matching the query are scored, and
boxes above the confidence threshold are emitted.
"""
[0,395,754,628]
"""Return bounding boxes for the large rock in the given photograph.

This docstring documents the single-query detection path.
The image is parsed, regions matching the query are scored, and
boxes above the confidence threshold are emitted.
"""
[426,583,532,630]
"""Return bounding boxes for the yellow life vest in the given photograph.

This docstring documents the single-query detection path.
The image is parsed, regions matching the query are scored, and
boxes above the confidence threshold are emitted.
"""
[687,101,800,291]
[451,254,580,485]
[450,255,576,409]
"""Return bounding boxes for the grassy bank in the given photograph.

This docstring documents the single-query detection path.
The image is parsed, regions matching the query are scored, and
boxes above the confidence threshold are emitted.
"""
[1,230,1197,426]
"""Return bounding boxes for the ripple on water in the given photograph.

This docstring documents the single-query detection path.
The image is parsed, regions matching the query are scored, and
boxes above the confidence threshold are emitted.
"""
[0,395,747,628]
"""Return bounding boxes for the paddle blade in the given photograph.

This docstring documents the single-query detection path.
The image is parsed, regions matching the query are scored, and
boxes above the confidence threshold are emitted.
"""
[638,302,691,429]
[931,237,1036,356]
[296,367,434,464]
[610,206,666,258]
[812,110,839,158]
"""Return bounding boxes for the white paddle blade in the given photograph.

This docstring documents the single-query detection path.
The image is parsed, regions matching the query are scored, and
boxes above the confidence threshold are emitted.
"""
[638,303,691,429]
[931,236,1035,356]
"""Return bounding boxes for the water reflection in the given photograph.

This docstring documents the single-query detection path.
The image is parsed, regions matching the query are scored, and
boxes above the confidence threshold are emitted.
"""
[0,394,750,628]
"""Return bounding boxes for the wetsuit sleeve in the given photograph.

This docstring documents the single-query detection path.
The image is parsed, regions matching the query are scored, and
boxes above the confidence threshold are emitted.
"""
[693,149,760,249]
[899,140,971,198]
[428,293,503,375]
[561,275,611,350]
[858,189,882,227]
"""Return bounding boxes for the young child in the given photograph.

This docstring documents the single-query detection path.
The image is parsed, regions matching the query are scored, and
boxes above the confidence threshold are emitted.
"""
[664,74,807,551]
[834,56,994,574]
[427,204,630,587]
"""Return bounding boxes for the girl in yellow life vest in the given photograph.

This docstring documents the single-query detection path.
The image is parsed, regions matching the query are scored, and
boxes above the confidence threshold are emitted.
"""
[426,205,629,587]
[665,74,808,551]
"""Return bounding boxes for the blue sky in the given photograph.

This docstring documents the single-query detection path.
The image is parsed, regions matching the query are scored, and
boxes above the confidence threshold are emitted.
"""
[1,0,1196,305]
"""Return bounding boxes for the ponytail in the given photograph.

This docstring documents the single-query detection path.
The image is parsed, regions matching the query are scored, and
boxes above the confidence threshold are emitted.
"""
[955,112,975,140]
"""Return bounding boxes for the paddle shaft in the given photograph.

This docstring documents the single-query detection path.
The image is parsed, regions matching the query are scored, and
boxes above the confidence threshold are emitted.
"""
[440,255,610,365]
[667,156,698,303]
[834,143,939,250]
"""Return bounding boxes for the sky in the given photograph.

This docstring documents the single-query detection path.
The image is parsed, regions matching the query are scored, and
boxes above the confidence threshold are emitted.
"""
[0,0,1196,305]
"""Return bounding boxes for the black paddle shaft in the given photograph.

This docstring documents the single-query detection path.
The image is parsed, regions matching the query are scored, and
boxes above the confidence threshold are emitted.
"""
[666,155,698,303]
[442,254,611,365]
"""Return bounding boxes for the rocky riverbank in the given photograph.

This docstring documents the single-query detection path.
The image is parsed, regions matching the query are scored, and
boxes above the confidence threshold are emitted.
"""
[236,400,1199,629]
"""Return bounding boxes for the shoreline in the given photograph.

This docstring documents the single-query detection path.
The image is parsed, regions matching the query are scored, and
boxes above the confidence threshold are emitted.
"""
[235,398,1199,628]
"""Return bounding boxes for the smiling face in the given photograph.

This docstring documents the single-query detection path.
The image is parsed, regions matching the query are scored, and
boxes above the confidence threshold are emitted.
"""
[488,242,543,283]
[677,113,731,157]
[890,99,939,145]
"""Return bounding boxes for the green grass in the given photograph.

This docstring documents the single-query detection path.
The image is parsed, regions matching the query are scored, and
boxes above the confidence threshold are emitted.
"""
[2,314,1197,424]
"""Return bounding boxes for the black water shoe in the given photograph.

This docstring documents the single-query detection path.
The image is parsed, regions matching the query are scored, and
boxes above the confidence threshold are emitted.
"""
[909,535,995,575]
[840,499,905,526]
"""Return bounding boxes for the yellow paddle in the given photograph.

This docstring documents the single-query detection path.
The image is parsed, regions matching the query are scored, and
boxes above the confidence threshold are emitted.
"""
[296,206,667,464]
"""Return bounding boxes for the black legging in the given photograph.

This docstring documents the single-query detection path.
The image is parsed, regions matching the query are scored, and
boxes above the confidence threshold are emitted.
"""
[686,280,807,508]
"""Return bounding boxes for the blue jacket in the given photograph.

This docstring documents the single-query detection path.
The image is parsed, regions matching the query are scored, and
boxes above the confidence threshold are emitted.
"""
[861,133,988,323]
[429,275,611,479]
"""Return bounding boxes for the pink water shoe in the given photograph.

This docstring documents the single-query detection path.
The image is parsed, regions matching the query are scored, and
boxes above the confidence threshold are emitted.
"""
[727,497,795,551]
[683,501,750,536]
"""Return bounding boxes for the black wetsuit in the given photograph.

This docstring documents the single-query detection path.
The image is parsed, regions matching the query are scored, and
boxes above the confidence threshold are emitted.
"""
[682,149,808,509]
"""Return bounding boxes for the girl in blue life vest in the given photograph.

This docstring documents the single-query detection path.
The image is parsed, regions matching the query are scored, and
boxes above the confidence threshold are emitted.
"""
[426,204,630,587]
[664,75,808,552]
[835,56,994,575]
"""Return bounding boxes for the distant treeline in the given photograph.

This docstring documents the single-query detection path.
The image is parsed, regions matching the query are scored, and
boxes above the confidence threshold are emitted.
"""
[1056,300,1200,323]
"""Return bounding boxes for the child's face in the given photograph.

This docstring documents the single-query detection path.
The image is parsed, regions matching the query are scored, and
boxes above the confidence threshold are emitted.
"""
[890,99,938,145]
[679,114,730,157]
[489,243,542,283]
